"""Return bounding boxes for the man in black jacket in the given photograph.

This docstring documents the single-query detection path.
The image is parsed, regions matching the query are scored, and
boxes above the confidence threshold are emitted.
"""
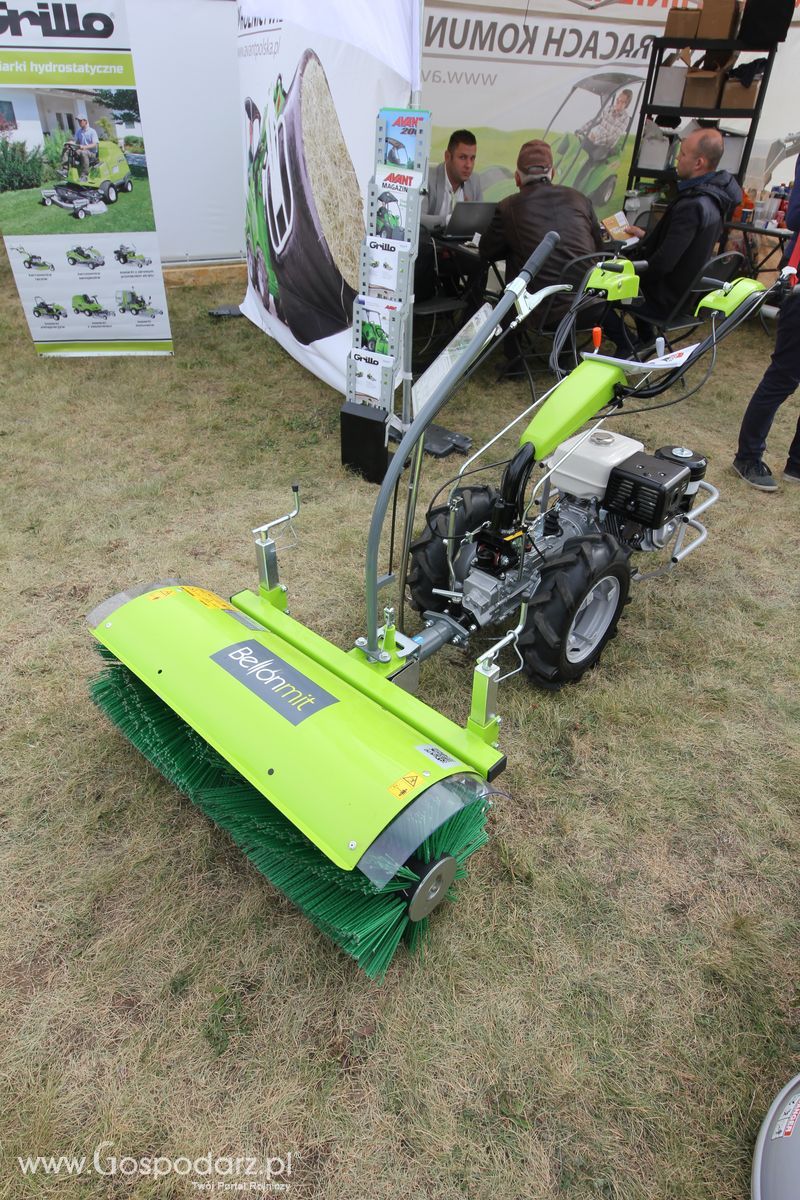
[620,128,741,338]
[479,138,605,325]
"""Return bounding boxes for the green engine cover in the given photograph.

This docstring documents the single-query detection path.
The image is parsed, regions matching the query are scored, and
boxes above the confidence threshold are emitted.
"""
[519,358,627,460]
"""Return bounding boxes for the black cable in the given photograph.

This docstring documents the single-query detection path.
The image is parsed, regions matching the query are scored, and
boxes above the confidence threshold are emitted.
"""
[424,456,514,539]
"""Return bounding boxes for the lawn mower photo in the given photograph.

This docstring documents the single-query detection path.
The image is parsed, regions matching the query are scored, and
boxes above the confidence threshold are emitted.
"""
[67,245,105,269]
[32,296,67,320]
[73,293,113,319]
[376,191,403,240]
[12,246,54,271]
[116,289,163,318]
[41,137,132,219]
[87,235,781,980]
[361,308,391,354]
[114,244,152,268]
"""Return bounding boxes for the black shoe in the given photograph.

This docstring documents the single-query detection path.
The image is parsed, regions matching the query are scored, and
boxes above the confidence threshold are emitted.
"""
[732,458,778,491]
[783,463,800,484]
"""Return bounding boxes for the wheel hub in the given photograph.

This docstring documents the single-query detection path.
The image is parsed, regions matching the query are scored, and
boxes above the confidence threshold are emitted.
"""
[406,855,458,922]
[566,576,621,663]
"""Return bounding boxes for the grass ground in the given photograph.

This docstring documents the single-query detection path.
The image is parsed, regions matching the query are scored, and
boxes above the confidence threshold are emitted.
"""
[0,174,154,236]
[1,241,798,1199]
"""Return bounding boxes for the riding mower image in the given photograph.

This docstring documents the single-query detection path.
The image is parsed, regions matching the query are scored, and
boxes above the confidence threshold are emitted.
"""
[87,234,781,980]
[361,309,391,354]
[12,246,54,271]
[243,51,364,344]
[544,71,643,209]
[116,289,162,318]
[114,244,152,268]
[376,191,403,240]
[66,245,105,269]
[41,137,132,219]
[32,296,67,320]
[72,293,113,319]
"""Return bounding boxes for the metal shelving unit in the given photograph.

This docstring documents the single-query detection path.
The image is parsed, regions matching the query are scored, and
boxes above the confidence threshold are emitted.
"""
[626,36,778,191]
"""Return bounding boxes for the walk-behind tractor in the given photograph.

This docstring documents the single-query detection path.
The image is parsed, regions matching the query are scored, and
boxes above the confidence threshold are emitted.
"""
[73,293,113,319]
[41,138,132,218]
[88,235,783,980]
[67,245,105,269]
[12,246,54,271]
[114,244,152,268]
[116,289,162,318]
[32,296,67,320]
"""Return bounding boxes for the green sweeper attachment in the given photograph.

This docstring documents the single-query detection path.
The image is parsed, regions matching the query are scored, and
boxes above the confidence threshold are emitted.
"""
[88,237,783,979]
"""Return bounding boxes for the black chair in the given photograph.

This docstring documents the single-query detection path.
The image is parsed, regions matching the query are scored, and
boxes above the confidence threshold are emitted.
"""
[629,250,746,351]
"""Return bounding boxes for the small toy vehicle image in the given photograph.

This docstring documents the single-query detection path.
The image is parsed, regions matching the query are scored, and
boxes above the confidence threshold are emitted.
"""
[32,296,67,320]
[41,137,132,219]
[72,293,113,318]
[116,289,162,317]
[113,244,152,268]
[12,246,54,271]
[66,245,105,269]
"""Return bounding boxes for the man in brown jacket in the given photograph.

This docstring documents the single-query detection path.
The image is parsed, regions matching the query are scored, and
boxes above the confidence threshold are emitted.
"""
[479,138,605,325]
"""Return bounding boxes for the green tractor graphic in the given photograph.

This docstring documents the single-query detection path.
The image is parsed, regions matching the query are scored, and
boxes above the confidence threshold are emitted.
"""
[72,293,113,318]
[117,289,163,318]
[32,296,67,320]
[375,192,402,241]
[42,137,132,218]
[66,245,105,269]
[12,246,54,271]
[114,244,152,268]
[244,80,286,318]
[361,309,390,355]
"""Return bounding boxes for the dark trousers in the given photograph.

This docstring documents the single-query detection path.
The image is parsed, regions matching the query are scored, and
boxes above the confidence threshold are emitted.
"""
[736,293,800,470]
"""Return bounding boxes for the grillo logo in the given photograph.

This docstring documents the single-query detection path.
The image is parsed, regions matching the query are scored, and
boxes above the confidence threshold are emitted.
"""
[210,641,339,726]
[0,2,114,38]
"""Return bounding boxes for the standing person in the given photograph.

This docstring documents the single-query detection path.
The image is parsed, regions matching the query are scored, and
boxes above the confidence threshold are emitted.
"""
[420,129,483,231]
[479,138,604,323]
[74,116,99,180]
[732,154,800,491]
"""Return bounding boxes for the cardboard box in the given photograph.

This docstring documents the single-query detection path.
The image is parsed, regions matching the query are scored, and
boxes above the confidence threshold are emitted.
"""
[683,69,724,109]
[696,0,740,39]
[719,129,747,173]
[719,77,760,109]
[664,7,701,39]
[653,50,691,105]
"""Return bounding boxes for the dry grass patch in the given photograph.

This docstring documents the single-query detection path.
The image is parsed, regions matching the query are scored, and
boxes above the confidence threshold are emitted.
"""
[1,241,799,1199]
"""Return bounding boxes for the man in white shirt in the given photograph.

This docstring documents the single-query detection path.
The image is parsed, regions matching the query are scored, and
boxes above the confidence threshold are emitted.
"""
[74,116,99,180]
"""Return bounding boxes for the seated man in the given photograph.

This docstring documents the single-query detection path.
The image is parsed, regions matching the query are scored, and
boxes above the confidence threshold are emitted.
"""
[74,116,99,180]
[577,89,632,163]
[416,129,486,311]
[479,138,605,326]
[421,129,483,231]
[610,127,742,350]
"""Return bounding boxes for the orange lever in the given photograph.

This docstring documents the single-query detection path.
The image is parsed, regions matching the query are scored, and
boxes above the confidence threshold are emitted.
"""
[592,326,603,351]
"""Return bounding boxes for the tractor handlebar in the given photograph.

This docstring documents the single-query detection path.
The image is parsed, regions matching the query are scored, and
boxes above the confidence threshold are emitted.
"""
[520,231,560,284]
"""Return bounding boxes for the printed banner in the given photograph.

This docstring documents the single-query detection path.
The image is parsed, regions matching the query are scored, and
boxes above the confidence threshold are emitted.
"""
[0,0,172,355]
[236,0,419,393]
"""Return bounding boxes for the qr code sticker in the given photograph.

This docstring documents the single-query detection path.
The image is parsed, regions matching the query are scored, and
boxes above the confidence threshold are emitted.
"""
[417,744,457,767]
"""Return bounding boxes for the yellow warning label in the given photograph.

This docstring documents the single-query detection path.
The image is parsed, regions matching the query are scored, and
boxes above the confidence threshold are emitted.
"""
[388,772,423,800]
[180,586,233,611]
[147,588,176,602]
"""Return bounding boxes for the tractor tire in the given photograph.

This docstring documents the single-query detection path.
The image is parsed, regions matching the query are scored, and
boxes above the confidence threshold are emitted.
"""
[407,486,497,615]
[592,175,617,209]
[67,256,76,265]
[76,209,86,220]
[367,338,376,352]
[255,248,270,310]
[519,534,631,690]
[24,259,32,269]
[105,184,118,204]
[42,196,52,206]
[123,178,133,192]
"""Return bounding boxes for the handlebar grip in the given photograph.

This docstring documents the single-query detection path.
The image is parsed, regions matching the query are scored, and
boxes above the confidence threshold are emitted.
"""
[700,276,725,288]
[520,231,560,283]
[628,260,649,273]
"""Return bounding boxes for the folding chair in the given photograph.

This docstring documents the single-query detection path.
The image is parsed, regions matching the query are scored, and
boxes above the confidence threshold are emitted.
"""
[631,250,746,351]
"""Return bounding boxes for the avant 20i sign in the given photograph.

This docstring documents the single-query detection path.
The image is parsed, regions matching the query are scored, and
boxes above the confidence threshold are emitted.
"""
[0,0,172,355]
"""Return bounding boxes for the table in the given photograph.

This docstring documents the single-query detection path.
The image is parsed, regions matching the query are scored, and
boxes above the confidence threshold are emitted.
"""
[721,221,791,278]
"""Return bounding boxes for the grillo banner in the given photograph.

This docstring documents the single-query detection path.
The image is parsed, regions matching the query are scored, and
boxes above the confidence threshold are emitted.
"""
[0,0,172,356]
[237,0,419,393]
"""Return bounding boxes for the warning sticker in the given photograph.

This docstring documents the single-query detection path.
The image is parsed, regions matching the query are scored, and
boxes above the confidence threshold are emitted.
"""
[181,586,233,611]
[416,744,458,769]
[772,1094,800,1140]
[388,772,423,800]
[147,588,176,602]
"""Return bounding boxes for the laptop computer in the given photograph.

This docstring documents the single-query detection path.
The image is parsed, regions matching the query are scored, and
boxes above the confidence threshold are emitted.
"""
[436,201,497,242]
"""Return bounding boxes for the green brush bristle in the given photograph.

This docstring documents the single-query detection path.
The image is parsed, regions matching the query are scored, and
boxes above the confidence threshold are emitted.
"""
[90,654,489,981]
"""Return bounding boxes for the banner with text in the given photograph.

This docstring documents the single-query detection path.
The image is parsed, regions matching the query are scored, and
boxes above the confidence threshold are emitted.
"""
[236,0,419,393]
[0,0,172,355]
